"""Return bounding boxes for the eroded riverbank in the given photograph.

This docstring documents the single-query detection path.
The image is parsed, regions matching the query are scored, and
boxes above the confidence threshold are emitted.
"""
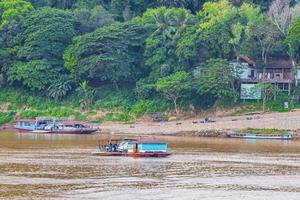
[1,131,300,199]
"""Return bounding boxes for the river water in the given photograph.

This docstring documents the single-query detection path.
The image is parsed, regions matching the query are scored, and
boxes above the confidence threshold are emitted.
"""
[1,131,300,200]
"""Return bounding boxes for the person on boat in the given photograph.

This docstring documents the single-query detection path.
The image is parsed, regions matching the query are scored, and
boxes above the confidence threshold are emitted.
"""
[112,144,117,152]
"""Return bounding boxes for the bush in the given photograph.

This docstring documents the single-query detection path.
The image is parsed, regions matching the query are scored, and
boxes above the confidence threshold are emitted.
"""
[19,110,46,119]
[130,99,169,117]
[73,111,88,121]
[94,86,135,110]
[0,111,14,125]
[104,112,133,122]
[47,107,74,118]
[266,94,291,112]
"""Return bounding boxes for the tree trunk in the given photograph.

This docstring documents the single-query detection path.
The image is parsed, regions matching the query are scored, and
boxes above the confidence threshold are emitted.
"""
[173,97,178,115]
[288,43,297,86]
[263,95,266,113]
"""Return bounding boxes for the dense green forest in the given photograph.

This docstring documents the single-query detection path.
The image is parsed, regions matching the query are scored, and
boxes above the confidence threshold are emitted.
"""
[1,0,300,123]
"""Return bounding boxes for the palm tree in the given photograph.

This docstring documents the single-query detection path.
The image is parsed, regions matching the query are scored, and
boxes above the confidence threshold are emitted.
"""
[150,8,193,43]
[47,76,72,101]
[77,81,95,111]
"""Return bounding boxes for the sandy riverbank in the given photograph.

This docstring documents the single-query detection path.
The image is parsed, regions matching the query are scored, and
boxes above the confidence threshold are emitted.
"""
[99,110,300,136]
[2,110,300,138]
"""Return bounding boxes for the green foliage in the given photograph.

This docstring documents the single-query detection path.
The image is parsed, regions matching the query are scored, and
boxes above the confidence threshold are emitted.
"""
[64,21,146,86]
[0,0,33,87]
[77,81,95,110]
[104,112,133,122]
[287,18,300,62]
[0,0,298,121]
[47,75,73,100]
[194,58,241,100]
[19,110,46,119]
[9,60,56,91]
[8,7,75,91]
[28,0,76,9]
[0,0,33,28]
[0,111,14,125]
[156,70,191,113]
[137,7,194,78]
[47,107,74,117]
[94,86,135,110]
[131,99,169,117]
[266,93,291,112]
[73,5,115,34]
[241,128,290,135]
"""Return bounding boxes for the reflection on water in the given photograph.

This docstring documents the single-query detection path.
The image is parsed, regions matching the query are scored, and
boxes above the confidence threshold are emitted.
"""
[1,131,300,199]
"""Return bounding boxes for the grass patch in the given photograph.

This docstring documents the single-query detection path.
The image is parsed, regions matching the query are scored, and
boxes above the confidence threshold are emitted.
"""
[240,128,291,135]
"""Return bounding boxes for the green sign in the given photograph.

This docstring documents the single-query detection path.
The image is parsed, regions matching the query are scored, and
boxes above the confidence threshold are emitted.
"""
[241,84,261,100]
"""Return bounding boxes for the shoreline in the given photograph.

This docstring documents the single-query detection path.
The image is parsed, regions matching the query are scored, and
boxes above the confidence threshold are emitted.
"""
[99,110,300,139]
[2,110,300,139]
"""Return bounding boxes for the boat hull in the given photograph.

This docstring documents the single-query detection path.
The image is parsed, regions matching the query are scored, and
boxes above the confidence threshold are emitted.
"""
[227,133,293,140]
[92,151,171,157]
[16,128,97,135]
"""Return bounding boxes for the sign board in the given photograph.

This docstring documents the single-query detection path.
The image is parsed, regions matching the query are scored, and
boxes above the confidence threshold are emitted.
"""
[240,83,261,100]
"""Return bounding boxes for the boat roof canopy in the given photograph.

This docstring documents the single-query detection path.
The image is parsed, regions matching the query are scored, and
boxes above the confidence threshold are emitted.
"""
[15,119,46,122]
[60,120,87,125]
[129,140,167,144]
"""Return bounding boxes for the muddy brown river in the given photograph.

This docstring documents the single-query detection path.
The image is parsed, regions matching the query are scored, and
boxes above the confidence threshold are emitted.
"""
[1,131,300,200]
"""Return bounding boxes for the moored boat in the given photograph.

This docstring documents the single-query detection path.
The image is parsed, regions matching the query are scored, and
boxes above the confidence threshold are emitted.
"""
[15,118,97,134]
[227,132,293,140]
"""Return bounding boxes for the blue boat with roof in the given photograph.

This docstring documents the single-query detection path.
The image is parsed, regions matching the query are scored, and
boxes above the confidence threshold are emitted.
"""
[92,136,171,157]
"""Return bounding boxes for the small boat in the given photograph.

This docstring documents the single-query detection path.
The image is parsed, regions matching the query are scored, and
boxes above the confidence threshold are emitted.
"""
[92,138,171,157]
[227,132,293,140]
[15,118,97,134]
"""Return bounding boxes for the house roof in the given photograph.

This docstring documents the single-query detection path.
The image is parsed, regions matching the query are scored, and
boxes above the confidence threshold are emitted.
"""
[239,56,256,66]
[265,59,293,69]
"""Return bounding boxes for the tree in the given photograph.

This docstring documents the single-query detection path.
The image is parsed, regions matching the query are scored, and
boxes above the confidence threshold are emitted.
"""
[0,0,33,28]
[73,5,114,34]
[137,7,194,78]
[268,0,292,36]
[28,0,76,9]
[229,3,264,60]
[77,81,95,110]
[156,71,191,114]
[8,8,75,91]
[251,20,281,64]
[47,75,72,100]
[64,21,146,87]
[268,0,298,84]
[110,0,155,21]
[0,0,33,86]
[194,58,242,101]
[258,82,278,113]
[177,0,238,66]
[287,18,300,64]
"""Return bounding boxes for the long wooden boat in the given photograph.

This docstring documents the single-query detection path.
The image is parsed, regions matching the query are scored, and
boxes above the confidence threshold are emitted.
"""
[15,119,97,134]
[227,132,293,140]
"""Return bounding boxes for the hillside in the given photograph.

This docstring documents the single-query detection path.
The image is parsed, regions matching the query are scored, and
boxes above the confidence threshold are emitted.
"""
[1,0,300,123]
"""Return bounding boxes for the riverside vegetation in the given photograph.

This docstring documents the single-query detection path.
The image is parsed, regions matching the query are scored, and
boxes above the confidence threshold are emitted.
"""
[1,0,300,125]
